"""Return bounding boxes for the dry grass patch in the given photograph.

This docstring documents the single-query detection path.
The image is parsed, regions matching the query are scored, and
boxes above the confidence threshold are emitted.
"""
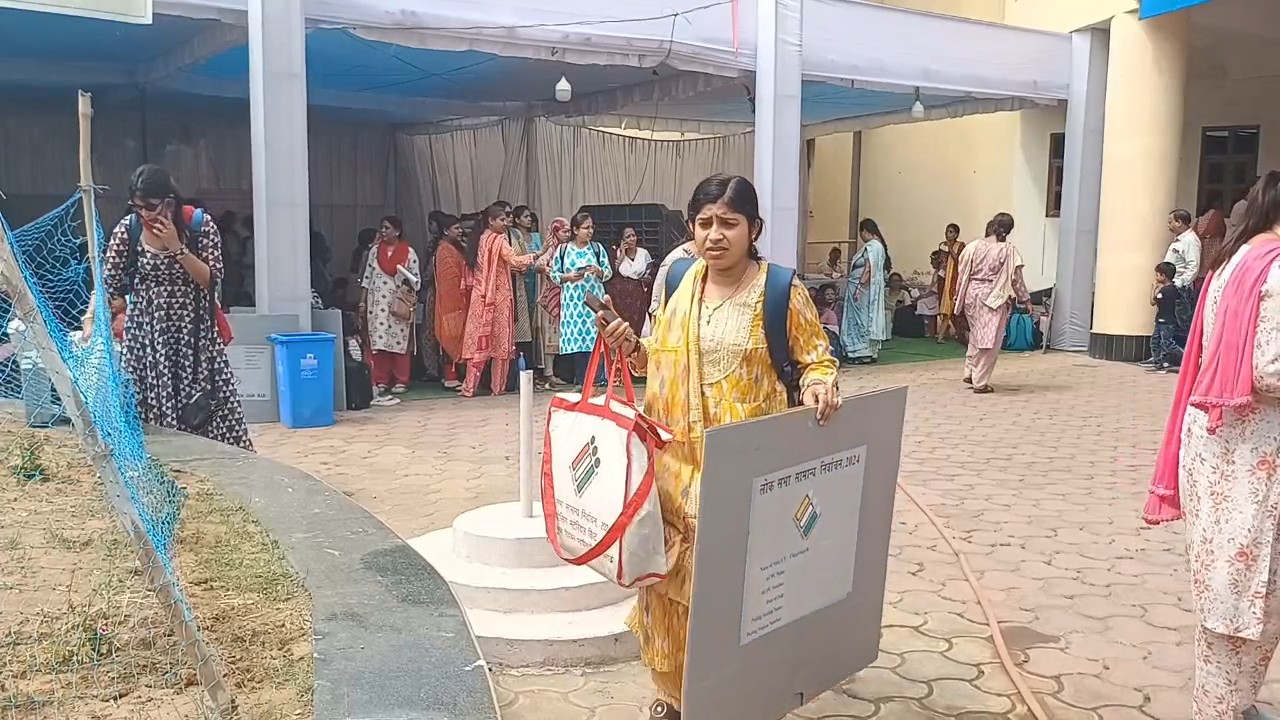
[0,424,312,719]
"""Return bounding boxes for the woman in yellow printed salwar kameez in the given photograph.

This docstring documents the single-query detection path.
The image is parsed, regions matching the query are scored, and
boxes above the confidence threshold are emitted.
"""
[596,174,843,719]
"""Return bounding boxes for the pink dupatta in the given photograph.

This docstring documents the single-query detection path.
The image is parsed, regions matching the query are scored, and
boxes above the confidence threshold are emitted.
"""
[1144,236,1280,525]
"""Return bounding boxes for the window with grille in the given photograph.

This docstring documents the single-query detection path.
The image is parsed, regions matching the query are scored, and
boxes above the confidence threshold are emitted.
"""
[1046,133,1065,218]
[1198,126,1260,214]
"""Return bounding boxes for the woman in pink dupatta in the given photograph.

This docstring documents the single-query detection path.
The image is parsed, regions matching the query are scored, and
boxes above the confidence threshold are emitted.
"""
[953,213,1032,394]
[1145,172,1280,719]
[459,204,536,398]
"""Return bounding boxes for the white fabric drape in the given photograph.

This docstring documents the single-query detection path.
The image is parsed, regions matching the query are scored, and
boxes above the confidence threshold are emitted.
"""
[394,118,531,219]
[394,117,754,229]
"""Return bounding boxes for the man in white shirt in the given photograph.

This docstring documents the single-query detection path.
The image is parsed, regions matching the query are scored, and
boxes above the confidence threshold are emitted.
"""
[1164,208,1201,333]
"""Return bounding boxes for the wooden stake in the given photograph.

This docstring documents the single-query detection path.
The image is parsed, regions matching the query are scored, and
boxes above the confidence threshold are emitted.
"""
[77,91,99,279]
[0,93,237,719]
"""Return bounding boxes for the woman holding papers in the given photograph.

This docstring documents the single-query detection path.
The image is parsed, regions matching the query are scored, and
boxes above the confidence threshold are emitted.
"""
[593,174,842,719]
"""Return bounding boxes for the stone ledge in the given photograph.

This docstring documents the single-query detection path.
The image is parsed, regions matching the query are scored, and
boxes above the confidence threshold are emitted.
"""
[145,427,498,720]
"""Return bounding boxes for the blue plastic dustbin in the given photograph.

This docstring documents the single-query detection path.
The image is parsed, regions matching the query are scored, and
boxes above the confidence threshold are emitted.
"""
[267,332,336,429]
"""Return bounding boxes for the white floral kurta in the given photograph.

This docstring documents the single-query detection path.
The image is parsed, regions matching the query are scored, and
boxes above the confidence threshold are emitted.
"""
[361,244,421,354]
[1181,245,1280,640]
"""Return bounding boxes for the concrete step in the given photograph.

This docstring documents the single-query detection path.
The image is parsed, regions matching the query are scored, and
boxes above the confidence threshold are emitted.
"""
[451,501,562,569]
[465,599,639,668]
[409,529,632,613]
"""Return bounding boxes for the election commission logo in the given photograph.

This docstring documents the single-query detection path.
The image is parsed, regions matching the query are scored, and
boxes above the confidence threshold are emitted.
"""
[794,492,820,539]
[571,436,601,496]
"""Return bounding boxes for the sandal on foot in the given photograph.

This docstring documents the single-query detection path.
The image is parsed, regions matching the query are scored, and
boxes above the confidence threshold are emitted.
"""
[963,377,973,385]
[973,385,994,394]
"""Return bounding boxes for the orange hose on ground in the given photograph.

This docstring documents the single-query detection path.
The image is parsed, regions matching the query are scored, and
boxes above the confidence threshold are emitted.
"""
[896,481,1050,720]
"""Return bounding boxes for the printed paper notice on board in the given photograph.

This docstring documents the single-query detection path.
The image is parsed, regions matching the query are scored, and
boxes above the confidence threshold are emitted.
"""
[0,0,152,23]
[740,447,866,646]
[226,346,273,401]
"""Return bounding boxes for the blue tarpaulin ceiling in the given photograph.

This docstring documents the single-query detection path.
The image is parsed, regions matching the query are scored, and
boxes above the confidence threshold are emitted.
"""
[1140,0,1215,19]
[0,6,1055,131]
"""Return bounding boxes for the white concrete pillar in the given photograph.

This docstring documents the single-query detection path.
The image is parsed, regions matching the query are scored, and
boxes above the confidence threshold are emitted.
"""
[248,0,312,330]
[753,0,804,269]
[1090,10,1188,361]
[1050,28,1109,352]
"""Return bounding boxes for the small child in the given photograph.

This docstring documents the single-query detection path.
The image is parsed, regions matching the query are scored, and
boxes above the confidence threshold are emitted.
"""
[1148,261,1180,373]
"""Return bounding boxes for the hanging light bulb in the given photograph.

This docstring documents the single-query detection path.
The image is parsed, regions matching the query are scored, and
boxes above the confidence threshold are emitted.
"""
[910,87,925,120]
[554,75,573,103]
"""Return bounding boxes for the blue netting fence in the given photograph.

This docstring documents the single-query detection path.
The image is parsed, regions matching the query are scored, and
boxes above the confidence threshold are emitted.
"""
[0,194,221,717]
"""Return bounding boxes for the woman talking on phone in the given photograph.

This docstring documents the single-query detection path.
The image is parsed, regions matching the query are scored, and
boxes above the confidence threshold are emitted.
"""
[103,164,253,450]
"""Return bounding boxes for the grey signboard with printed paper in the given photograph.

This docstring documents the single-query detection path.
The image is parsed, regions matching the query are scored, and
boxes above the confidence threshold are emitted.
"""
[682,386,906,720]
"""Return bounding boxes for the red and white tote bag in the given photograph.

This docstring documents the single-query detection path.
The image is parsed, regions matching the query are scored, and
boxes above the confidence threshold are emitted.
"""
[541,339,673,588]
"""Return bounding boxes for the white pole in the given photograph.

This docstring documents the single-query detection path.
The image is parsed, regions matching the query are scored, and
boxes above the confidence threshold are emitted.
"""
[518,369,535,517]
[753,0,804,268]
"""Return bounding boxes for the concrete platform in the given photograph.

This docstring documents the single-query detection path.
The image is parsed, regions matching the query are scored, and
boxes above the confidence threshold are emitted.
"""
[409,501,638,668]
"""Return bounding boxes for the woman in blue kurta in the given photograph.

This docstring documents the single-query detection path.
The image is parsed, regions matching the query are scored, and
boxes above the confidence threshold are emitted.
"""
[840,218,892,364]
[551,212,613,386]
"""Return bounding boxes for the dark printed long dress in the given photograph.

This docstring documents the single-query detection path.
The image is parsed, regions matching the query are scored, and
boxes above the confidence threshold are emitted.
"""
[103,214,254,451]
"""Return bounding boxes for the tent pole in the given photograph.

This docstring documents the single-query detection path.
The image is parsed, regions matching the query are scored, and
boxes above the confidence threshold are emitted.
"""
[752,0,804,267]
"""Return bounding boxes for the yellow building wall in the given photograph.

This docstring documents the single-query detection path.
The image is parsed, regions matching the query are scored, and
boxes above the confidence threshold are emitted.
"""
[805,0,1135,291]
[805,134,856,272]
[859,114,1014,286]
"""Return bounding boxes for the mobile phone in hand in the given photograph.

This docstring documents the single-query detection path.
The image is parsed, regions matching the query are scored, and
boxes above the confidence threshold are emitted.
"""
[584,292,619,324]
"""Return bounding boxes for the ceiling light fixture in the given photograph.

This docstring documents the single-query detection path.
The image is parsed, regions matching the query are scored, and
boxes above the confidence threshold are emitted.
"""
[910,87,925,120]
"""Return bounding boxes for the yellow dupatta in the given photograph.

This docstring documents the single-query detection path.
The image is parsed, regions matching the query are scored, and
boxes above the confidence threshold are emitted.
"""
[641,259,709,449]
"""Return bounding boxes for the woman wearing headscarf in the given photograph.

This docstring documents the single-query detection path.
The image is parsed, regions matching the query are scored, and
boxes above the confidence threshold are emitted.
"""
[535,216,571,388]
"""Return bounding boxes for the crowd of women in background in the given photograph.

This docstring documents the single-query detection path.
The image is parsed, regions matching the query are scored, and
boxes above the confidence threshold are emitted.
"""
[336,201,665,402]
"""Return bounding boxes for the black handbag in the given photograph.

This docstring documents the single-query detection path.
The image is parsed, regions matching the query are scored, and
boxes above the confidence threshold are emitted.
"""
[178,285,224,433]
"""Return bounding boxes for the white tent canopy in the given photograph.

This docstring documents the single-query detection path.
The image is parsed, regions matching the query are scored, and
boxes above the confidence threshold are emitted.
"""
[3,0,1070,324]
[152,0,1070,133]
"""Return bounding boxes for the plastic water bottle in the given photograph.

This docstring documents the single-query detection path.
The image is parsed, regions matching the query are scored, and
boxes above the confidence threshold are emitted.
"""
[517,353,527,372]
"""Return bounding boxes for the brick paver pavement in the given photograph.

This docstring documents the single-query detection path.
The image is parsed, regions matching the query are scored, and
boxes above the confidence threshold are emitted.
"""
[252,352,1280,718]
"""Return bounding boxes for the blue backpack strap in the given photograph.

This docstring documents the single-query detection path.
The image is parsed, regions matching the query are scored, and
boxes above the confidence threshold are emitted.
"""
[122,215,143,297]
[663,257,696,307]
[762,263,798,403]
[189,208,206,239]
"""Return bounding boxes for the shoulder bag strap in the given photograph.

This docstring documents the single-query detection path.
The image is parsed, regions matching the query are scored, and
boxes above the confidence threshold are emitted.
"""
[762,263,797,404]
[663,257,695,307]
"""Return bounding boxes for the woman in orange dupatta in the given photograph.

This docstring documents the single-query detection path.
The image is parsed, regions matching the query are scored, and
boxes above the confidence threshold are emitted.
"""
[459,204,536,398]
[433,214,468,390]
[937,222,966,343]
